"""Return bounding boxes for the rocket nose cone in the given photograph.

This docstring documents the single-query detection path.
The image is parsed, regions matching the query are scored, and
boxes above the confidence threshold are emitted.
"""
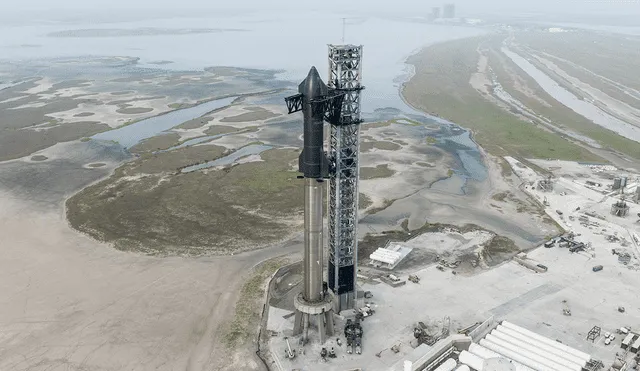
[298,66,328,97]
[307,66,321,80]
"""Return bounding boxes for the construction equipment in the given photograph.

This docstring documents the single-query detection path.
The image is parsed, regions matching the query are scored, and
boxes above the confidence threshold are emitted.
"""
[320,347,328,362]
[284,337,296,359]
[408,275,420,283]
[593,265,604,272]
[587,325,601,342]
[344,318,363,355]
[562,300,572,316]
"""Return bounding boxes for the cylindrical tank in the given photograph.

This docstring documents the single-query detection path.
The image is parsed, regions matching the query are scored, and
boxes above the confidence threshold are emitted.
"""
[303,178,324,302]
[469,343,534,371]
[455,365,471,371]
[433,358,457,371]
[485,334,580,371]
[501,321,591,362]
[460,350,485,371]
[480,339,567,371]
[493,326,586,367]
[484,357,516,371]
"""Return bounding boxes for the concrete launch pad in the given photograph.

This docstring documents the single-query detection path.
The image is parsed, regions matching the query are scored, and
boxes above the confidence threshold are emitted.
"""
[263,158,640,371]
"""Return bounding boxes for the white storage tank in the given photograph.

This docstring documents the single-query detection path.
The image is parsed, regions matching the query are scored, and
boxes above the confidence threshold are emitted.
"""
[455,365,471,371]
[480,339,567,371]
[468,343,534,371]
[491,328,586,368]
[495,325,587,367]
[484,335,578,371]
[501,321,591,362]
[433,358,457,371]
[460,350,485,371]
[483,357,516,371]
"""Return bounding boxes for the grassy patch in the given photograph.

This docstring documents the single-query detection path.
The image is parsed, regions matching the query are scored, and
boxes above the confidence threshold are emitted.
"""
[359,193,373,209]
[426,136,438,145]
[360,140,402,152]
[224,257,290,348]
[488,40,640,160]
[367,198,395,215]
[491,191,509,202]
[402,35,606,162]
[66,147,304,255]
[129,132,182,154]
[360,164,395,180]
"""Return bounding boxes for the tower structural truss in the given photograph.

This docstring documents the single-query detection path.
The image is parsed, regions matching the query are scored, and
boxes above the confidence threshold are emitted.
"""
[327,44,364,312]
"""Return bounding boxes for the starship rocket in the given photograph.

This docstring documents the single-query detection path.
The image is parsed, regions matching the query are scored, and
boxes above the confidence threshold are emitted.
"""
[298,66,330,303]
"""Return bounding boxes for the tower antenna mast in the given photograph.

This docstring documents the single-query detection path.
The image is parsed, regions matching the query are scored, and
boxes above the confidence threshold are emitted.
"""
[342,18,346,43]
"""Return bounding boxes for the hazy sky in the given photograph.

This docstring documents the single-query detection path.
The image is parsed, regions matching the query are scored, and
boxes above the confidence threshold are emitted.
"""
[6,0,640,16]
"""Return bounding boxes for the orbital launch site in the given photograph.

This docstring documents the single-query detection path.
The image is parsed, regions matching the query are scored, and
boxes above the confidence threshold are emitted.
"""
[3,2,640,371]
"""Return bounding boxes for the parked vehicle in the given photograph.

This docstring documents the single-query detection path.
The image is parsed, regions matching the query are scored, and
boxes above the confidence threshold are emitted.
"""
[593,265,603,272]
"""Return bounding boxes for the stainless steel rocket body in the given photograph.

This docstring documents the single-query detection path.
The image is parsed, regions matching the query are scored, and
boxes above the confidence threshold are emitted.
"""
[303,178,324,302]
[298,67,329,179]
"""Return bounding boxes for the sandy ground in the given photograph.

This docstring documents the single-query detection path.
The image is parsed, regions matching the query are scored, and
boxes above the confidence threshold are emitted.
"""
[0,142,300,370]
[267,159,640,371]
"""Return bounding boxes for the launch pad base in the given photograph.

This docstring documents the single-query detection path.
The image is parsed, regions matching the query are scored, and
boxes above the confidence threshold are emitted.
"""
[293,293,335,344]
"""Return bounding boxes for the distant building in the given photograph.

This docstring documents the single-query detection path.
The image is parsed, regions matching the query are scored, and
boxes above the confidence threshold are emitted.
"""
[431,7,441,20]
[443,3,456,18]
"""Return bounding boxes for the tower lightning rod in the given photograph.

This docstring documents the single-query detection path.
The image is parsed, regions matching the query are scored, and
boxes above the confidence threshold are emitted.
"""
[342,18,346,43]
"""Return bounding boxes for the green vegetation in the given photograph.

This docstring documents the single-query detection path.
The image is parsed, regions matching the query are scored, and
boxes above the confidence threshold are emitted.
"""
[129,132,182,154]
[168,102,192,109]
[516,31,640,93]
[366,198,395,215]
[403,36,606,162]
[359,193,373,209]
[426,136,438,145]
[224,257,289,348]
[66,147,304,255]
[360,164,396,180]
[360,140,402,152]
[488,41,640,160]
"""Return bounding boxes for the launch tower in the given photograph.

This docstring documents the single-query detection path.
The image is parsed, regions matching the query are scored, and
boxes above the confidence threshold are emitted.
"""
[327,44,364,311]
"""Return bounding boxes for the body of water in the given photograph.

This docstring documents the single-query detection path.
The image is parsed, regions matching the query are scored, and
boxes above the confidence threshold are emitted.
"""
[502,47,640,143]
[91,96,236,148]
[2,11,490,180]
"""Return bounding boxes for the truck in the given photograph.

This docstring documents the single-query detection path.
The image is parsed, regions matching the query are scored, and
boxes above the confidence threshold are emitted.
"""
[593,265,603,272]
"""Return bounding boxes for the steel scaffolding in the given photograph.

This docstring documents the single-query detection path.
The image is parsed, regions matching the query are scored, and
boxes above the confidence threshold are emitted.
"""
[326,44,364,311]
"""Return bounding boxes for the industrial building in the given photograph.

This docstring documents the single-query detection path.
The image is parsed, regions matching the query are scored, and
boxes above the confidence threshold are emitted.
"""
[430,7,441,20]
[443,3,456,19]
[397,320,595,371]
